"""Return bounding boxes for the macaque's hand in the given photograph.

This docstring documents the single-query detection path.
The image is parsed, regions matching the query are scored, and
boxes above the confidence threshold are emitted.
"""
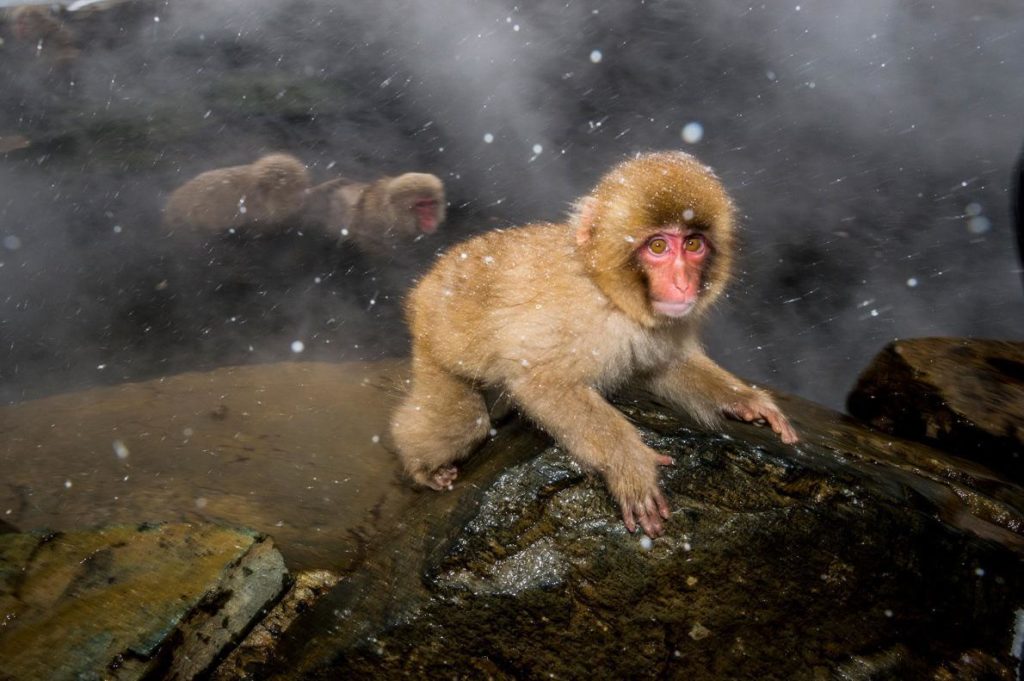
[725,391,799,444]
[611,450,674,538]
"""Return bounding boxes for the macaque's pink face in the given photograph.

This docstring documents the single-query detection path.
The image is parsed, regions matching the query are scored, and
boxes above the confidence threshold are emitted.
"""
[637,228,709,318]
[413,198,440,234]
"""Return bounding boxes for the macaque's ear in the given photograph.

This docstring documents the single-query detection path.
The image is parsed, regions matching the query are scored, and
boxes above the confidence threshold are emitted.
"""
[574,196,598,246]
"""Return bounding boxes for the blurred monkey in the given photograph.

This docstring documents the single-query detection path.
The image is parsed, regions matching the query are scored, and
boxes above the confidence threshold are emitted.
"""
[306,173,446,255]
[163,153,311,236]
[8,5,79,78]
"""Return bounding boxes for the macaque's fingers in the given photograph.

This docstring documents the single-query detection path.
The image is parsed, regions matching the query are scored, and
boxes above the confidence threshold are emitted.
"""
[653,489,671,520]
[621,497,664,537]
[727,404,756,422]
[776,416,800,444]
[621,502,637,534]
[759,407,800,444]
[653,453,675,466]
[636,500,664,538]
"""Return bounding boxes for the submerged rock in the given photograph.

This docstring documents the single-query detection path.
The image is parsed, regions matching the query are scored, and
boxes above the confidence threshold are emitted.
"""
[0,522,287,681]
[848,338,1024,483]
[259,391,1024,680]
[0,360,415,571]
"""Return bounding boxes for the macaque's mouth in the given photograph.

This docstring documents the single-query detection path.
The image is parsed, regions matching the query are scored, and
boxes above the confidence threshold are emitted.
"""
[414,199,439,233]
[651,300,696,317]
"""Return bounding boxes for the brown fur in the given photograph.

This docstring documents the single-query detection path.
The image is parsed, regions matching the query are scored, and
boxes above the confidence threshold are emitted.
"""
[10,6,79,71]
[163,153,311,235]
[390,151,797,537]
[319,173,446,254]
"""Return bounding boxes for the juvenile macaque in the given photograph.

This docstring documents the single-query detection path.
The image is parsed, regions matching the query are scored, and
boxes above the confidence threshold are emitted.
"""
[307,173,445,255]
[163,153,311,235]
[391,151,798,537]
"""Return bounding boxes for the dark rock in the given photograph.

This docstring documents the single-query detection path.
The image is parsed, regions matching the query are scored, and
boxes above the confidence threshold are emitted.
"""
[213,569,342,681]
[847,338,1024,483]
[252,391,1024,680]
[0,522,288,681]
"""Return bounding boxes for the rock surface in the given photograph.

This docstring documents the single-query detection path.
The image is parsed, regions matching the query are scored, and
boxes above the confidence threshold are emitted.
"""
[0,522,287,681]
[212,569,342,681]
[3,360,1023,679]
[848,338,1024,483]
[259,391,1024,680]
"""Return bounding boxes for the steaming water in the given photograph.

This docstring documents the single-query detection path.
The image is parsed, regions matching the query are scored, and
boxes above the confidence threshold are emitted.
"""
[1,0,1022,411]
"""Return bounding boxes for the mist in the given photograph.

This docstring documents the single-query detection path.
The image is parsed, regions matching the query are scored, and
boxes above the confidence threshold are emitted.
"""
[1,0,1022,409]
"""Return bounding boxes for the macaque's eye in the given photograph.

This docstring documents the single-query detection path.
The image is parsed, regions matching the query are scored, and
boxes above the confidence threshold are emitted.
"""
[684,235,705,253]
[647,237,669,255]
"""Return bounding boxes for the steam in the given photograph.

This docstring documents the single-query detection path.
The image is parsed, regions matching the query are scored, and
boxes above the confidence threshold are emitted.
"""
[1,0,1022,407]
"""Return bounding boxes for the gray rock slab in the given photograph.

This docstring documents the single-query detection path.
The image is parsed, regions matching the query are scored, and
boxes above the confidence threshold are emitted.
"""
[0,522,287,681]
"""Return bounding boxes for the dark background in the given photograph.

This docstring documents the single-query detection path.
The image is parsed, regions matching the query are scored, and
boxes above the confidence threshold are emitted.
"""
[1,0,1022,409]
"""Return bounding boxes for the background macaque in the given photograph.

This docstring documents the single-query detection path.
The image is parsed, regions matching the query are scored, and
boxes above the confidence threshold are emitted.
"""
[8,6,79,76]
[163,153,311,236]
[306,173,446,255]
[391,151,798,537]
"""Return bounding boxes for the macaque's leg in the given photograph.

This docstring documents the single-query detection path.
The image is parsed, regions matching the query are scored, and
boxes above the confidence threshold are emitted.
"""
[391,358,490,489]
[509,380,674,537]
[647,352,799,444]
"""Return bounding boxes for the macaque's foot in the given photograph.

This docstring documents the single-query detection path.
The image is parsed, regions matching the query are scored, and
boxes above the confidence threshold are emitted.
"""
[423,462,456,489]
[726,395,799,444]
[407,462,460,489]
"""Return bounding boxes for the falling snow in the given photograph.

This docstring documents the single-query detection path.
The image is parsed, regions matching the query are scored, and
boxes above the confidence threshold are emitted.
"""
[681,122,704,144]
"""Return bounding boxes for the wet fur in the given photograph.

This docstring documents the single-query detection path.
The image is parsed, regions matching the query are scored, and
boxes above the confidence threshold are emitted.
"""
[163,153,311,235]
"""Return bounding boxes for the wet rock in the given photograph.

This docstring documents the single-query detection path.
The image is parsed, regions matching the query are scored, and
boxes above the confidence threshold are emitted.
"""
[258,391,1024,680]
[848,338,1024,483]
[0,522,288,681]
[212,569,342,681]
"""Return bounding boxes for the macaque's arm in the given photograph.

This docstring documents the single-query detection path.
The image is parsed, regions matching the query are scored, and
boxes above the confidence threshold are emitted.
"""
[645,351,799,444]
[509,377,673,536]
